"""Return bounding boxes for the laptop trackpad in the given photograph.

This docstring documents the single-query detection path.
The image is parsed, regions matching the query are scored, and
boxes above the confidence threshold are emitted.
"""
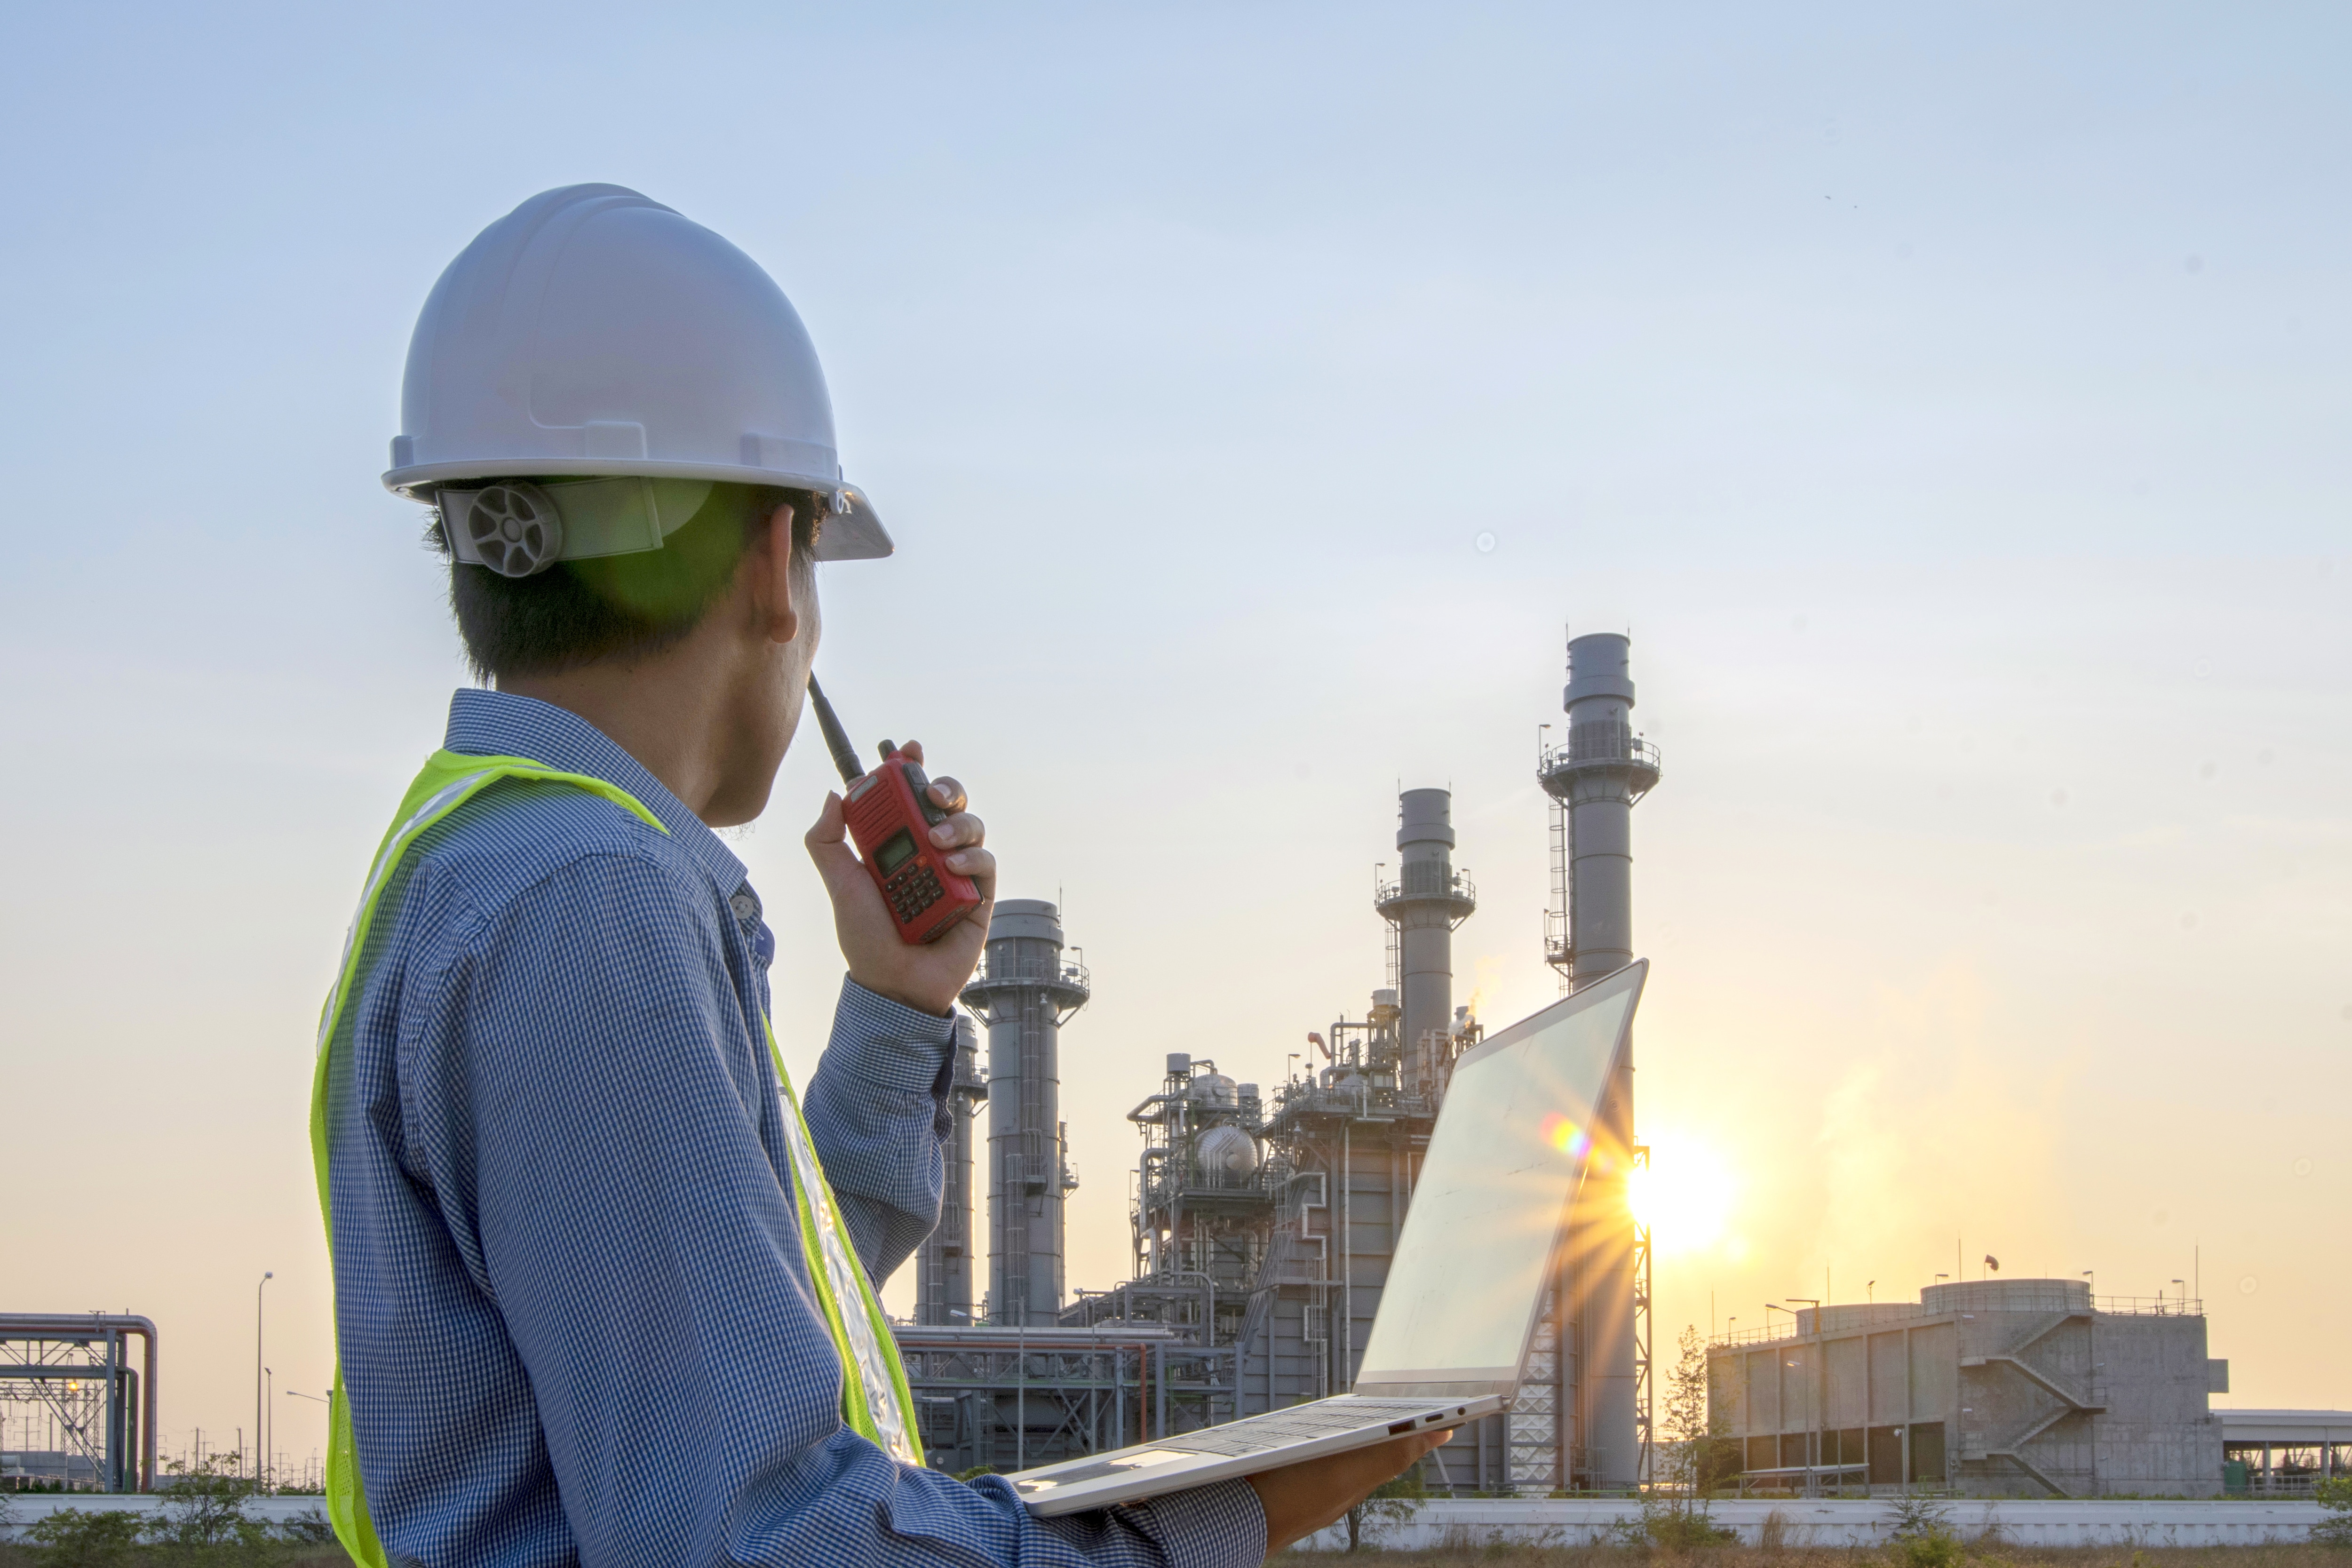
[1015,1449,1199,1492]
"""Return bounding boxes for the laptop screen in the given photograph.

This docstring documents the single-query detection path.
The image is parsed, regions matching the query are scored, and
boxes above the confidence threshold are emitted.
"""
[1353,963,1643,1387]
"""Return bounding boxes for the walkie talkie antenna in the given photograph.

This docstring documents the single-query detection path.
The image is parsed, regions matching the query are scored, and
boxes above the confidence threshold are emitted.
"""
[805,674,866,785]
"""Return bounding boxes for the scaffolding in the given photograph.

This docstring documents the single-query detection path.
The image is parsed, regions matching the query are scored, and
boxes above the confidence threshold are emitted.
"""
[893,1327,1237,1475]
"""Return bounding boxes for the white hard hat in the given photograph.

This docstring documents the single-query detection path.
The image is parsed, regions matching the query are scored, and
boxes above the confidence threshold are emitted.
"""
[385,183,890,564]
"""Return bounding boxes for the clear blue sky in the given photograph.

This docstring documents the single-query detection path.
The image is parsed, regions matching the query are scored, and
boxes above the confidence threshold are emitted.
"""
[4,2,2345,1471]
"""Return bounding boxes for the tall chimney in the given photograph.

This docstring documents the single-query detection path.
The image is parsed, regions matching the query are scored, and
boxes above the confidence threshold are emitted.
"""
[1375,788,1477,1067]
[961,899,1090,1327]
[914,1014,985,1325]
[1538,630,1661,1491]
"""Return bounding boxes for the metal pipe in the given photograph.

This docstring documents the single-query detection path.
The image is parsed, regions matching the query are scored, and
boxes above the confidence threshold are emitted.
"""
[0,1314,159,1491]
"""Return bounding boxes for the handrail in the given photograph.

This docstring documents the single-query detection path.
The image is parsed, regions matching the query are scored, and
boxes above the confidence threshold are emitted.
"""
[1708,1294,2209,1348]
[964,955,1090,992]
[1540,729,1663,773]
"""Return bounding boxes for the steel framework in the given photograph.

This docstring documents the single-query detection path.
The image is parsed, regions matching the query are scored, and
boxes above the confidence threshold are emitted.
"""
[890,1328,1237,1474]
[0,1314,158,1492]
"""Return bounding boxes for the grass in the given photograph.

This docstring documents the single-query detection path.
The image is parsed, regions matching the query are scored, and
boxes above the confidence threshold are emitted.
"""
[1367,1553,2335,1565]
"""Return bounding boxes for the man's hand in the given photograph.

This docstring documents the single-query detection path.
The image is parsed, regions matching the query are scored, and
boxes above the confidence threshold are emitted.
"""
[805,740,995,1016]
[1246,1429,1451,1557]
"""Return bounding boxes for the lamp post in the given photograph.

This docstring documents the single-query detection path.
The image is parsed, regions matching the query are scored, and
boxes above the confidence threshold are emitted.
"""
[1786,1300,1822,1492]
[255,1272,273,1486]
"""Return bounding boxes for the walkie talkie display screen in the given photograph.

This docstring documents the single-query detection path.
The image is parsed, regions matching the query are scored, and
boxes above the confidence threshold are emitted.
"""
[874,828,919,875]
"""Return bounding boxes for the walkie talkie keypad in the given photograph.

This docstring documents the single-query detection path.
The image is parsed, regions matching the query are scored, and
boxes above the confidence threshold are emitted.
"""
[886,861,944,923]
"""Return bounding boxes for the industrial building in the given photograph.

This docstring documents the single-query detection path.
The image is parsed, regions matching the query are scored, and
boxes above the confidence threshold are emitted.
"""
[1706,1280,2230,1498]
[894,632,1664,1492]
[2220,1409,2352,1494]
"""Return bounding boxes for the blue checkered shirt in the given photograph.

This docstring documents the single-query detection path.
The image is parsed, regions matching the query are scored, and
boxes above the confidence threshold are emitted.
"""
[325,690,1266,1568]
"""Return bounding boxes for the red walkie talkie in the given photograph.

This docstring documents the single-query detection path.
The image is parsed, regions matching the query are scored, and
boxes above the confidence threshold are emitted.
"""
[806,674,983,945]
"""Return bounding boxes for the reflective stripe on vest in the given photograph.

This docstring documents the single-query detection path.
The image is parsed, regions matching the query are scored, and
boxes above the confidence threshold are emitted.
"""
[308,751,922,1568]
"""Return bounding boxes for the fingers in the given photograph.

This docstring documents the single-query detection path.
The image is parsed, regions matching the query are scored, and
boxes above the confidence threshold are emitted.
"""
[803,792,867,901]
[926,774,968,814]
[926,809,985,852]
[804,789,847,849]
[943,844,995,886]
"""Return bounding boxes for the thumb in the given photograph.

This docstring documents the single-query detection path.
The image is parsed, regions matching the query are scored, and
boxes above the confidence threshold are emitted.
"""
[804,792,867,899]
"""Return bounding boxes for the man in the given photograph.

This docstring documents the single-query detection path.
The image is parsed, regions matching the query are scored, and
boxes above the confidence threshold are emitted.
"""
[313,184,1439,1568]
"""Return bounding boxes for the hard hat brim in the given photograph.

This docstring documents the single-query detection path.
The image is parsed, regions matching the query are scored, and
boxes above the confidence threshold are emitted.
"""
[816,485,892,562]
[385,458,893,560]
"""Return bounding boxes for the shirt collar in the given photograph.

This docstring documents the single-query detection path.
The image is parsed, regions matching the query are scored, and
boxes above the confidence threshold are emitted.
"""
[443,688,751,896]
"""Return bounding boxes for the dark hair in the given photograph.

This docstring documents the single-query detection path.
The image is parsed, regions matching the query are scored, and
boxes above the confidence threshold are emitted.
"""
[436,481,823,682]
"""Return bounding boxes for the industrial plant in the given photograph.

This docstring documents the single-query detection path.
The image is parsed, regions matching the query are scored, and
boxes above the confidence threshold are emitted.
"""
[892,632,1667,1492]
[886,629,2262,1500]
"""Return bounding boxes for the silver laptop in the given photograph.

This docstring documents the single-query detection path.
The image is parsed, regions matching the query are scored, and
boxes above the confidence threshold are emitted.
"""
[1010,960,1647,1515]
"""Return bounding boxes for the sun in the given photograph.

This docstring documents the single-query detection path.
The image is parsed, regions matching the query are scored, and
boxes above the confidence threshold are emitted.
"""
[1625,1133,1736,1255]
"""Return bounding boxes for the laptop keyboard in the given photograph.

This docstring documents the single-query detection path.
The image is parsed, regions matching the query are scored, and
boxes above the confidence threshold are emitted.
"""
[1152,1398,1457,1457]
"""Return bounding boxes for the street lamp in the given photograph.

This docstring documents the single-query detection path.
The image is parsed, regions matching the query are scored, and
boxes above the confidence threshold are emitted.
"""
[255,1272,273,1487]
[1785,1301,1823,1493]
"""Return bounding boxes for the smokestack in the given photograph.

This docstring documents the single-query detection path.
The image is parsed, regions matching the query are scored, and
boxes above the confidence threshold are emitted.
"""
[1376,788,1477,1066]
[914,1014,985,1325]
[961,899,1090,1327]
[1538,629,1661,1491]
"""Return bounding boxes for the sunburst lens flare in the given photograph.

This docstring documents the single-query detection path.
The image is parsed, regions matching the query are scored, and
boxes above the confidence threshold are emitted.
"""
[1626,1136,1737,1255]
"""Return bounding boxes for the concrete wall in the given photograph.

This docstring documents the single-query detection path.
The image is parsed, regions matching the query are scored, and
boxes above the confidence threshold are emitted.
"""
[1295,1497,2327,1551]
[1708,1281,2223,1498]
[2,1492,2325,1549]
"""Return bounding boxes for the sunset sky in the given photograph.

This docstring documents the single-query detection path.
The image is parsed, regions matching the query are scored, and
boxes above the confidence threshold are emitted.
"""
[4,2,2345,1472]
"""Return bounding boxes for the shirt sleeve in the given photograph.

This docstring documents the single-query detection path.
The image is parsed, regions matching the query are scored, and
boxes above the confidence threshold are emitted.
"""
[428,851,1267,1568]
[803,977,955,1284]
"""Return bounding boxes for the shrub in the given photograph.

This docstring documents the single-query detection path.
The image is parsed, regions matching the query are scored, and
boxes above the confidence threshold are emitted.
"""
[1883,1492,1960,1568]
[23,1508,144,1568]
[146,1452,275,1554]
[272,1509,338,1546]
[2316,1474,2352,1548]
[1345,1461,1428,1551]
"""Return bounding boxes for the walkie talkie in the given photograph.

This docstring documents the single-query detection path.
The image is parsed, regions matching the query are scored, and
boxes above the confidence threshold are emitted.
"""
[806,674,983,945]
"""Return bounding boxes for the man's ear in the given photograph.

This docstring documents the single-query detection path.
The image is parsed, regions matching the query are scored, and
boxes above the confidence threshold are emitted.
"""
[758,501,801,646]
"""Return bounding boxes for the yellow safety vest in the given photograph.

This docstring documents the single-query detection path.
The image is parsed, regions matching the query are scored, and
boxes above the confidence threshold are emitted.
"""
[309,750,923,1568]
